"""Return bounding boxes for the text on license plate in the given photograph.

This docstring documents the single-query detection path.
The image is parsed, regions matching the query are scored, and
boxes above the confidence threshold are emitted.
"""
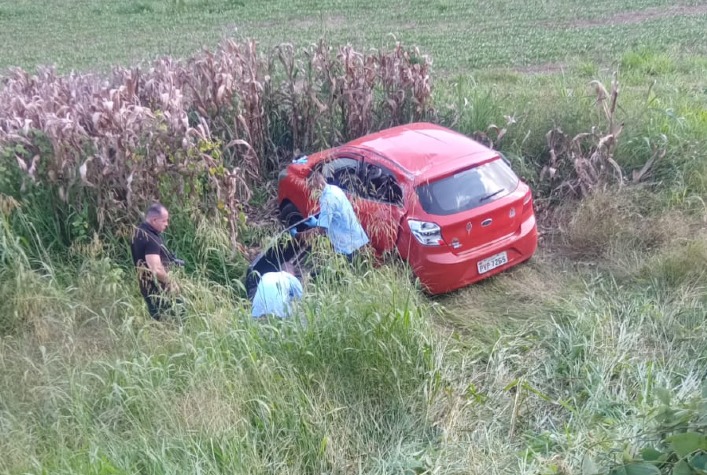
[477,251,508,274]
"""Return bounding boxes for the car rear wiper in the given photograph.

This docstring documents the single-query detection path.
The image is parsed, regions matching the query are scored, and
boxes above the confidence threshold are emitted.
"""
[479,189,504,202]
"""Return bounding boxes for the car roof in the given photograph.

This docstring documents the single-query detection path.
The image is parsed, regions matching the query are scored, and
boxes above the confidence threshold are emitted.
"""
[345,122,499,178]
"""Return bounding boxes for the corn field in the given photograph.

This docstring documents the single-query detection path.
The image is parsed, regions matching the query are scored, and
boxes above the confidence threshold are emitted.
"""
[0,38,432,248]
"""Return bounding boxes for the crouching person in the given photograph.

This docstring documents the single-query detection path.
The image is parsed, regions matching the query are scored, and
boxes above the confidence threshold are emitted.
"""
[251,263,303,319]
[292,171,369,262]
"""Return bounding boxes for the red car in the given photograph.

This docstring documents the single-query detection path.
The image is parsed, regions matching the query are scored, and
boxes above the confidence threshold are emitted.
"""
[277,122,538,294]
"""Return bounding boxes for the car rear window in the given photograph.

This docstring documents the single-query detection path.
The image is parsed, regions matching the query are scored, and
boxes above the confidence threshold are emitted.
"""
[416,158,519,215]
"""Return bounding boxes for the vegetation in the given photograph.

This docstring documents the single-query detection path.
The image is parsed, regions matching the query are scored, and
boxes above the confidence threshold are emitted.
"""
[1,0,706,474]
[1,0,706,74]
[0,40,431,254]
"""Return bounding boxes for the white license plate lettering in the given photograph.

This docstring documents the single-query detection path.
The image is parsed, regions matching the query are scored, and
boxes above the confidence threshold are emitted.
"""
[477,251,508,274]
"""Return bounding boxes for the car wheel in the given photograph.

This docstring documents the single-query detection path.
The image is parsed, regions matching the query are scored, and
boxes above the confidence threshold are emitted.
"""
[280,202,306,231]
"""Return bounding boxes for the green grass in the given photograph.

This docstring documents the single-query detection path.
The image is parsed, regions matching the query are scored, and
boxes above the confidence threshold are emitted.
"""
[0,0,706,74]
[2,0,707,473]
[3,213,706,473]
[0,228,444,473]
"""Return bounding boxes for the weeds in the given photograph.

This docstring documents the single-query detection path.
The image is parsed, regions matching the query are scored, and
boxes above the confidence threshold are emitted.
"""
[540,74,625,199]
[0,246,446,474]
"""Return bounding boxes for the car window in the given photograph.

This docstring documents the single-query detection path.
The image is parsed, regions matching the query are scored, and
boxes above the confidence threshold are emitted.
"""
[363,163,403,206]
[416,158,519,215]
[319,157,364,195]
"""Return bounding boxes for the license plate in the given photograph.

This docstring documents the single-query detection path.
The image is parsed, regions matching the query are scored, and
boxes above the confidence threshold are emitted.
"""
[477,251,508,274]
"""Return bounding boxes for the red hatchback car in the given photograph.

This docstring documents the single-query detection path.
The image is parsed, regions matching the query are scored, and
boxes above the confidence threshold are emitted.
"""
[277,122,538,294]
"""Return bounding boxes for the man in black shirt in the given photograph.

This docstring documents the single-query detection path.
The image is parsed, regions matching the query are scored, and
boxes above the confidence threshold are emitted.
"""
[131,202,179,320]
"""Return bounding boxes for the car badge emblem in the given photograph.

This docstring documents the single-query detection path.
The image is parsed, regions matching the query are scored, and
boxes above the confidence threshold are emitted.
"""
[466,222,472,234]
[451,238,462,249]
[509,208,516,218]
[481,218,493,227]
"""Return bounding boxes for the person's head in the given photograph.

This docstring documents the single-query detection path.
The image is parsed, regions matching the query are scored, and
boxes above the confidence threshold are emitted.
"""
[145,202,169,233]
[308,171,327,192]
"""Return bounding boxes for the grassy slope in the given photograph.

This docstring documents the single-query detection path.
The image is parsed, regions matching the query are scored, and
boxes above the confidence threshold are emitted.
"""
[1,0,707,474]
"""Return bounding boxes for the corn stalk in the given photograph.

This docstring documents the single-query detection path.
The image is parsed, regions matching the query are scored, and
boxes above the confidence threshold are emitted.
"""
[0,38,434,249]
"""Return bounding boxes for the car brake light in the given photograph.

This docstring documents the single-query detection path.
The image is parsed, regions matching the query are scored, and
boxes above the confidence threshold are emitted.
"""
[408,219,443,246]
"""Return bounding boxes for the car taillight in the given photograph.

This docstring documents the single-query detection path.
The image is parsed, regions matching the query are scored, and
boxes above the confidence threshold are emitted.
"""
[408,219,443,246]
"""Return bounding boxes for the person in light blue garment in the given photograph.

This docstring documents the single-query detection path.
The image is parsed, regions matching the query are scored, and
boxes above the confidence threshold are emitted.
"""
[291,171,369,261]
[251,263,304,318]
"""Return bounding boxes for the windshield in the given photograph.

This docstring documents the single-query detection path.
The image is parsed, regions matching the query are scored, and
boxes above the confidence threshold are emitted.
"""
[416,158,519,215]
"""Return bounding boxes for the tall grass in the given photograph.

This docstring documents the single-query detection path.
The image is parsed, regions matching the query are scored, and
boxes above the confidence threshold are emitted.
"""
[434,266,707,474]
[3,192,707,473]
[0,230,447,473]
[0,202,138,339]
[438,55,707,210]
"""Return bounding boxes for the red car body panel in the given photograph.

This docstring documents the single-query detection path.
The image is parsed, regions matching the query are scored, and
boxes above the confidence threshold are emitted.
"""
[277,122,538,294]
[345,122,495,175]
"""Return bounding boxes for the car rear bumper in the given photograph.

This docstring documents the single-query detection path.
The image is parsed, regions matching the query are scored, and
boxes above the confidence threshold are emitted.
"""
[406,215,538,294]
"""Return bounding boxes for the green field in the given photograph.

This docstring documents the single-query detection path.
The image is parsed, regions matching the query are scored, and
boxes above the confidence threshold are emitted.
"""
[1,0,707,474]
[1,0,706,73]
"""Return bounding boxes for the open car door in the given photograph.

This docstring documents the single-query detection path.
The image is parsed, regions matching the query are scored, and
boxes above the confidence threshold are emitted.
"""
[356,160,406,254]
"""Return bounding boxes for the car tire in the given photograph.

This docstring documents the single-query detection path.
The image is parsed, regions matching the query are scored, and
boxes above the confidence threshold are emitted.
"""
[280,202,306,231]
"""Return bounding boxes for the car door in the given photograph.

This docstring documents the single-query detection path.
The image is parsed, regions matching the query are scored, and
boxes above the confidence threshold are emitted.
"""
[358,160,406,254]
[320,156,365,196]
[308,154,367,220]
